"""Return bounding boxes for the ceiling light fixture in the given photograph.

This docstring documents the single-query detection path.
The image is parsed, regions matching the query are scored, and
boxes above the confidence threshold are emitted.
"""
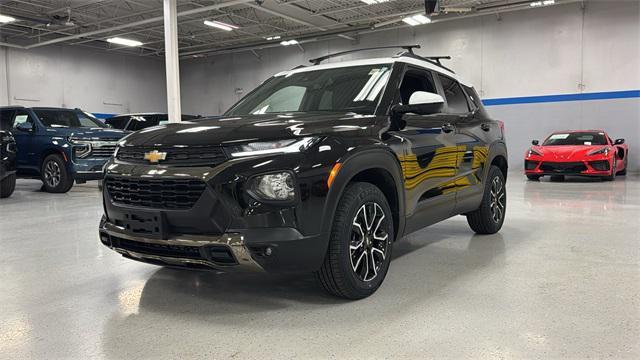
[402,14,431,26]
[106,37,143,47]
[280,39,299,46]
[203,20,239,31]
[0,14,17,23]
[265,35,281,41]
[360,0,391,4]
[531,0,554,6]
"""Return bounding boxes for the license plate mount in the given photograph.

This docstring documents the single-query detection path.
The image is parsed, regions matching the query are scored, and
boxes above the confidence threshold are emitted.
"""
[119,210,167,239]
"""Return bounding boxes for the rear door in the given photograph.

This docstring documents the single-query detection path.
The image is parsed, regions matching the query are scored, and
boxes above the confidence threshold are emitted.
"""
[388,66,458,233]
[10,109,39,172]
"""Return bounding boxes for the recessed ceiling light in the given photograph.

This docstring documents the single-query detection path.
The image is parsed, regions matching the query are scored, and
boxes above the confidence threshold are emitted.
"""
[265,35,281,41]
[402,14,431,26]
[280,39,299,46]
[106,37,143,47]
[203,20,239,31]
[0,14,16,23]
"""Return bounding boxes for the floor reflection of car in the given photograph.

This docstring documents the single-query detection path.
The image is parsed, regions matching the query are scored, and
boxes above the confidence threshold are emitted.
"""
[0,106,127,193]
[105,113,201,131]
[1,130,17,198]
[524,130,628,181]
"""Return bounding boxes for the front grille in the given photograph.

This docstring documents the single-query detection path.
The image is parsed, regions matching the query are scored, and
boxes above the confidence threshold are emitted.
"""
[105,177,206,209]
[539,162,587,173]
[108,235,237,264]
[525,160,539,170]
[589,160,610,171]
[116,145,227,166]
[90,145,117,158]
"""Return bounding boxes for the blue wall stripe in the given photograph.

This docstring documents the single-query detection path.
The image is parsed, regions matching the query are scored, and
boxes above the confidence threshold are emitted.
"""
[482,89,640,106]
[90,89,640,118]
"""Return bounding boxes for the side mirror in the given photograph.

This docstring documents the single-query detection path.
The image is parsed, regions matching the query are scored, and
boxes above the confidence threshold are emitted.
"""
[614,138,625,145]
[531,140,539,145]
[392,92,445,116]
[15,122,34,132]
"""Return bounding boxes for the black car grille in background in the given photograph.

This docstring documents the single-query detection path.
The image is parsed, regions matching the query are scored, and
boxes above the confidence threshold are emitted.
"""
[90,144,117,158]
[105,177,206,209]
[539,162,588,173]
[116,146,227,166]
[589,160,610,171]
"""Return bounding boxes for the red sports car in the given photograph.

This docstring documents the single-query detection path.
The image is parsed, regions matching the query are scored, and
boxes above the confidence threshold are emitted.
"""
[524,130,629,181]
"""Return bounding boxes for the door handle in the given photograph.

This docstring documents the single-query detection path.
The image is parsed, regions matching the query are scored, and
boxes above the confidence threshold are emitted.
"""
[480,123,491,132]
[441,123,454,133]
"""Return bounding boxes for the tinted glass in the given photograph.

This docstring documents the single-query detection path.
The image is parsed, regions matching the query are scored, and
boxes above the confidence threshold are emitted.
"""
[462,85,481,111]
[34,109,106,128]
[226,64,392,116]
[438,75,470,114]
[543,132,608,146]
[126,115,163,131]
[0,109,16,130]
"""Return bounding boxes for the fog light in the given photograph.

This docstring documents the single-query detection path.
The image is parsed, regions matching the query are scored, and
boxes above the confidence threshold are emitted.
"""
[251,171,295,201]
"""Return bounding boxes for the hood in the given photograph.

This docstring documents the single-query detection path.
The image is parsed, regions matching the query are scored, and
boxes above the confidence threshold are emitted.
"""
[44,127,128,140]
[119,113,385,147]
[536,145,609,160]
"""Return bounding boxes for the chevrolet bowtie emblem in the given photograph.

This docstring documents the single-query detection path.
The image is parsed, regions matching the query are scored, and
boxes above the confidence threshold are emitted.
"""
[144,150,167,163]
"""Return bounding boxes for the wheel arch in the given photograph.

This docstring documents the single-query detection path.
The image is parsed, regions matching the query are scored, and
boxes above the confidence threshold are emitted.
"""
[321,147,406,243]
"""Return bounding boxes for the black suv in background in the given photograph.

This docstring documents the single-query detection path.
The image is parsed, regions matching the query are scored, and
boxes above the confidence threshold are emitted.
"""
[0,107,127,193]
[1,130,17,198]
[105,113,200,131]
[99,47,508,299]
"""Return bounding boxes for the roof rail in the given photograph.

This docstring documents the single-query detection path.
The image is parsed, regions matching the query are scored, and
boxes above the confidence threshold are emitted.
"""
[309,45,421,65]
[398,52,455,73]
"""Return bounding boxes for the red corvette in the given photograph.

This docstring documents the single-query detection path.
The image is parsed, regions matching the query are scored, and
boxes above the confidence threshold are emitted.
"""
[524,130,629,181]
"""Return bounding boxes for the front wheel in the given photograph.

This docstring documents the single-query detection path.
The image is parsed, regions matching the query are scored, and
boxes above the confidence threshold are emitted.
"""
[315,182,394,299]
[526,175,541,181]
[466,165,506,234]
[0,173,16,198]
[41,154,74,193]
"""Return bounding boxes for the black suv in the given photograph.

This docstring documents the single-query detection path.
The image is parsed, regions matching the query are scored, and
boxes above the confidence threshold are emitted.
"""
[99,47,508,299]
[1,130,17,198]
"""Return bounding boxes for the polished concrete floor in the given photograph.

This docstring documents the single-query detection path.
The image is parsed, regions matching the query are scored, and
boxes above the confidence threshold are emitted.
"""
[1,174,638,359]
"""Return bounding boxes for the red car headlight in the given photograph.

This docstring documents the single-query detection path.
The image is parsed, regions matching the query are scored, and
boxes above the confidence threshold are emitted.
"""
[587,147,609,156]
[527,148,542,157]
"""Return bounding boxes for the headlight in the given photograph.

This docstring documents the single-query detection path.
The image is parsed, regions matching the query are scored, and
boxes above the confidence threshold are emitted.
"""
[527,148,542,157]
[69,137,93,159]
[249,171,296,202]
[227,137,318,157]
[588,147,609,156]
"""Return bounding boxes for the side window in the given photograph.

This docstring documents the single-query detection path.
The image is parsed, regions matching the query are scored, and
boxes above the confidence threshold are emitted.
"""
[12,110,35,128]
[398,68,438,105]
[462,85,480,111]
[250,86,306,114]
[0,110,16,130]
[437,75,470,114]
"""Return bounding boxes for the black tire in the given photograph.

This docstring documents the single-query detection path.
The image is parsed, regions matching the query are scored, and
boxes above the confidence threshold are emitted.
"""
[0,173,16,198]
[41,154,74,193]
[617,157,627,176]
[550,175,565,182]
[315,182,394,299]
[526,175,541,181]
[466,166,506,234]
[603,158,616,181]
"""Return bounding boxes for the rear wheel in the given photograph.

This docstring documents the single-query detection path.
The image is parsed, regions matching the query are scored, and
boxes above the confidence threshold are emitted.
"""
[617,157,627,176]
[466,165,506,235]
[41,154,74,193]
[526,175,541,181]
[0,173,16,198]
[315,182,394,299]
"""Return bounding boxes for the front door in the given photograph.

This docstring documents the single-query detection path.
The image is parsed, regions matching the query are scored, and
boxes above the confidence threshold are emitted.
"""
[10,110,38,173]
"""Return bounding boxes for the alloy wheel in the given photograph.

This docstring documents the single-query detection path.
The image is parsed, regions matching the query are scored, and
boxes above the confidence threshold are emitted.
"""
[350,202,389,282]
[489,176,505,223]
[44,160,61,188]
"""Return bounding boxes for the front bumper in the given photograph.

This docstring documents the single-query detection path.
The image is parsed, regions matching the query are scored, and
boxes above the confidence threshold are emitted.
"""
[72,157,110,181]
[524,159,612,176]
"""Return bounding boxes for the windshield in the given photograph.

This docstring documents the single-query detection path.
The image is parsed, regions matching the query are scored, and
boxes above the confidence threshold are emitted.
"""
[225,64,392,116]
[34,109,107,128]
[543,132,608,146]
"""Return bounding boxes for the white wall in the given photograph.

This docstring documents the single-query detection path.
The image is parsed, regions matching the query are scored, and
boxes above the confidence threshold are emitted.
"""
[180,0,640,170]
[1,45,167,115]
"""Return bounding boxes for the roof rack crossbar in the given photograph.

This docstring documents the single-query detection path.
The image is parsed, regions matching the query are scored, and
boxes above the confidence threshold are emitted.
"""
[399,52,455,73]
[309,45,421,65]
